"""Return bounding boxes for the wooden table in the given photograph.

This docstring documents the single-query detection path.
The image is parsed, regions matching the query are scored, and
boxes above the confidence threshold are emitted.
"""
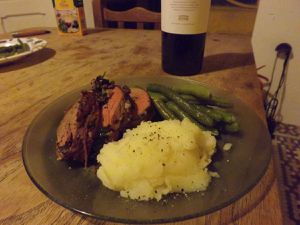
[0,28,283,225]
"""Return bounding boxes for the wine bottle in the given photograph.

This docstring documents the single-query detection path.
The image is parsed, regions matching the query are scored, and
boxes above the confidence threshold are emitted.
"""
[161,0,211,76]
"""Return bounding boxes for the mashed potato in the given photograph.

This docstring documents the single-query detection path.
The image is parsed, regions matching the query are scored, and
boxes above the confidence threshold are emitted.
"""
[97,119,216,201]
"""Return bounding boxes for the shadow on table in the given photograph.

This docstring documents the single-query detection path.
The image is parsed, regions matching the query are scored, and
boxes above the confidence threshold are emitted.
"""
[0,48,56,73]
[86,28,111,35]
[201,52,255,74]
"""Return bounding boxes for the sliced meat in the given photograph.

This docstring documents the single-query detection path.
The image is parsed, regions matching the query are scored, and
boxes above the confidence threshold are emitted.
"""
[56,102,80,160]
[55,76,154,167]
[56,91,102,166]
[101,87,152,139]
[129,88,151,115]
[102,86,126,129]
[101,86,134,141]
[128,87,153,127]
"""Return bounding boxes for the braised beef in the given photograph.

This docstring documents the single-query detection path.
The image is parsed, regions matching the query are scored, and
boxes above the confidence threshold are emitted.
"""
[56,76,152,166]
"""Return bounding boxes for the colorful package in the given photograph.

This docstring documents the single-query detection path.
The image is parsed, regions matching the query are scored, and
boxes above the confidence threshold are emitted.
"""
[52,0,87,35]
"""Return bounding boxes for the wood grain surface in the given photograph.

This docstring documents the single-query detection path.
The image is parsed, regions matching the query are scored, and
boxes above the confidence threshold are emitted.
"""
[0,28,283,225]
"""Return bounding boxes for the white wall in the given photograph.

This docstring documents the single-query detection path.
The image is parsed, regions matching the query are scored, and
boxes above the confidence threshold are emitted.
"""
[252,0,300,125]
[0,0,95,33]
[83,0,95,28]
[0,0,56,33]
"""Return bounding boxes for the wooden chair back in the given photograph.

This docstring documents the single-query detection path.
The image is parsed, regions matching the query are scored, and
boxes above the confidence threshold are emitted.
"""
[92,0,161,29]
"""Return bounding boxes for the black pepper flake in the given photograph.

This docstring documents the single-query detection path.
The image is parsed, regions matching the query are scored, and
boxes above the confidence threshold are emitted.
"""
[162,163,166,167]
[133,150,135,153]
[181,188,184,192]
[155,190,157,193]
[161,149,164,152]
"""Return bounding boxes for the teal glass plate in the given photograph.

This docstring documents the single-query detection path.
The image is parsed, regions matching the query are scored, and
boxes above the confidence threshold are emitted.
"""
[22,75,272,224]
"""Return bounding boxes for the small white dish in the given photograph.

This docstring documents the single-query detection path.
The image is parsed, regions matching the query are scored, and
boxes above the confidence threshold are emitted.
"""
[0,37,47,65]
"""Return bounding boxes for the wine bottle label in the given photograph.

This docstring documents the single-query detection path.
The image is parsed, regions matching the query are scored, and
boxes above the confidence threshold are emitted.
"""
[162,0,211,34]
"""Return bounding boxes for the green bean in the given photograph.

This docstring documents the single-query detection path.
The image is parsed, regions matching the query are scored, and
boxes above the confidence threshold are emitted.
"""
[178,91,232,109]
[207,96,233,108]
[171,84,211,100]
[179,94,199,101]
[185,94,233,108]
[189,100,236,123]
[152,99,177,120]
[166,101,219,136]
[0,39,29,58]
[224,122,240,133]
[147,84,214,127]
[210,107,236,123]
[166,101,204,129]
[194,105,223,122]
[148,91,168,102]
[172,84,231,107]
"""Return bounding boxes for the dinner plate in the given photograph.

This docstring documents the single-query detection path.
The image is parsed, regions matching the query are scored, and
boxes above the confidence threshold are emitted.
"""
[0,37,47,65]
[22,76,272,224]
